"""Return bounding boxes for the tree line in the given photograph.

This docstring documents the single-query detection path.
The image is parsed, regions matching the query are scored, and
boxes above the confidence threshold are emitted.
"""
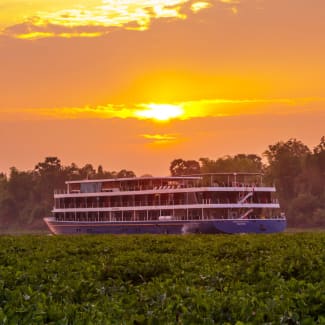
[0,137,324,231]
[0,159,135,230]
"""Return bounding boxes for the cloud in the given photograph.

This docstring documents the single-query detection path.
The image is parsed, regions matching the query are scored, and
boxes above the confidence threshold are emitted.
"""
[1,0,241,39]
[1,97,324,121]
[191,2,212,13]
[219,0,240,3]
[2,0,187,39]
[141,133,178,144]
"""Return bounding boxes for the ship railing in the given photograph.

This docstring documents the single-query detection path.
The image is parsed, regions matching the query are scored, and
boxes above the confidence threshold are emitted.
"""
[54,189,67,194]
[54,183,272,195]
[58,199,280,209]
[54,214,285,223]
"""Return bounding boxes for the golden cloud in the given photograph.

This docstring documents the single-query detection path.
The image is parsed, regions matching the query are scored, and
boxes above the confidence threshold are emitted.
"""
[1,0,240,39]
[191,2,212,13]
[2,0,187,39]
[1,97,324,121]
[141,134,178,144]
[219,0,240,3]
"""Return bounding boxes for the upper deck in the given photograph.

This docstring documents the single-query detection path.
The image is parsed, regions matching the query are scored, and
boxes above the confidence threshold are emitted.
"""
[55,173,269,196]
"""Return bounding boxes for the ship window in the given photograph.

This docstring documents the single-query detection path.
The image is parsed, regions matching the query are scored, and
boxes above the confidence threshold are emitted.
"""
[80,182,102,193]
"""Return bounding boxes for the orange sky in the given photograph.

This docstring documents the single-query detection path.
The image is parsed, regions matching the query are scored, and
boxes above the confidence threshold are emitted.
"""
[0,0,324,175]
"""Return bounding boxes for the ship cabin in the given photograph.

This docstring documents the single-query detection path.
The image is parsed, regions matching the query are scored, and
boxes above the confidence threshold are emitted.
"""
[59,173,266,194]
[65,176,201,194]
[53,173,281,223]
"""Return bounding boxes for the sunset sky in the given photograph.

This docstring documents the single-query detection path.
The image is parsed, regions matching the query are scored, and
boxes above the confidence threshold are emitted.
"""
[0,0,324,176]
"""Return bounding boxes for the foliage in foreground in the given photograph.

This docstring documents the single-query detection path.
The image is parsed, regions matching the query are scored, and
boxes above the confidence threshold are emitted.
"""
[0,234,325,324]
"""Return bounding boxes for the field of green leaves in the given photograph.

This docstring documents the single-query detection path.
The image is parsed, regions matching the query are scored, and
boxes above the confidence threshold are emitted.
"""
[0,234,325,324]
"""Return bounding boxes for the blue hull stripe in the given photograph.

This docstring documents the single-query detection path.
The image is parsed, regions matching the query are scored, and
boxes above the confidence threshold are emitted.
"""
[45,219,286,235]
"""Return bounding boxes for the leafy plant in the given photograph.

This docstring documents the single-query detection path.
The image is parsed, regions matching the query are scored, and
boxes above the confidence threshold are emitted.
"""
[0,234,324,323]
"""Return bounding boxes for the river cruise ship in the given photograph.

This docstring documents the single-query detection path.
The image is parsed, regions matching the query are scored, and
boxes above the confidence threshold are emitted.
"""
[44,173,286,234]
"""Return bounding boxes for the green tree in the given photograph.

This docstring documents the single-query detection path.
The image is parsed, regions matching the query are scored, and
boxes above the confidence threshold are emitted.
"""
[170,159,200,176]
[35,157,61,175]
[7,167,36,224]
[263,139,311,203]
[63,163,81,181]
[288,194,318,227]
[314,136,325,155]
[95,165,114,179]
[80,164,96,179]
[200,154,263,174]
[0,173,13,226]
[117,169,136,178]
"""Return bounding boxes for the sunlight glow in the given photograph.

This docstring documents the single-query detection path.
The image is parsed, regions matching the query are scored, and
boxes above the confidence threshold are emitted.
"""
[2,97,324,122]
[134,104,184,121]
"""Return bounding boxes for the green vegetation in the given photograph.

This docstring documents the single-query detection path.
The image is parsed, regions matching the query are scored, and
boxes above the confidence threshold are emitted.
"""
[0,137,324,231]
[0,234,324,324]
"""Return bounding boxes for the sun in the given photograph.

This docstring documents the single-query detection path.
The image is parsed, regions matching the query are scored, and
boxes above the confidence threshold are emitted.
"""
[135,103,184,121]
